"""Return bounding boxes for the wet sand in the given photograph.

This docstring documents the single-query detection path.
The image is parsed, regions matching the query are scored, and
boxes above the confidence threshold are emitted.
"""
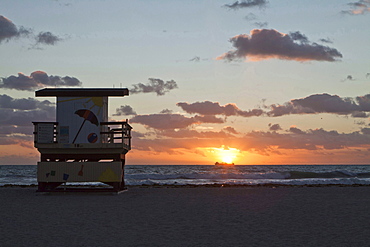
[1,186,370,247]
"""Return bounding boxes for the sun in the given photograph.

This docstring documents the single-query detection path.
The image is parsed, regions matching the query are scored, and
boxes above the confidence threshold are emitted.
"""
[221,155,234,164]
[213,146,240,164]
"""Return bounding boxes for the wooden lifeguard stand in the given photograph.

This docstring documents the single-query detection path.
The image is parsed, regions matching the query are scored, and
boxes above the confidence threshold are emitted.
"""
[33,88,132,192]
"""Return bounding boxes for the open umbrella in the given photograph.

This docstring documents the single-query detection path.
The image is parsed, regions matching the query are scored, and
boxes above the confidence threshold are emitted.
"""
[72,109,99,143]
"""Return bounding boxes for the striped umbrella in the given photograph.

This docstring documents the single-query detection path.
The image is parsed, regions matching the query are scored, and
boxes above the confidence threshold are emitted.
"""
[72,109,99,143]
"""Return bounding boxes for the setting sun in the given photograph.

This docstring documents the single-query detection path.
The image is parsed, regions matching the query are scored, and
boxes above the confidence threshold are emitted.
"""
[212,146,240,164]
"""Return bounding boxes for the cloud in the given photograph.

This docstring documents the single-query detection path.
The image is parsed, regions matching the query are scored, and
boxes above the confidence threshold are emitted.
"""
[0,105,55,127]
[130,78,178,96]
[267,93,370,117]
[35,31,62,45]
[113,105,137,116]
[244,13,258,21]
[366,73,370,78]
[177,101,263,117]
[0,15,62,46]
[355,94,370,111]
[224,0,268,9]
[0,94,53,110]
[254,22,268,28]
[160,109,173,114]
[289,31,309,44]
[0,15,31,43]
[131,113,225,130]
[342,75,355,81]
[194,115,225,124]
[268,123,282,131]
[223,126,239,134]
[189,56,201,62]
[0,94,55,147]
[132,125,370,159]
[289,126,305,135]
[361,128,370,135]
[319,38,333,44]
[342,0,370,15]
[243,127,370,153]
[0,154,39,165]
[352,111,368,118]
[0,71,82,91]
[155,129,235,139]
[127,93,370,161]
[217,29,343,62]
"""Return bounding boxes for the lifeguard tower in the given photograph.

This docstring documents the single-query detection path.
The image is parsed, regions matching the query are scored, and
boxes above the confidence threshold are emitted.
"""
[33,88,132,192]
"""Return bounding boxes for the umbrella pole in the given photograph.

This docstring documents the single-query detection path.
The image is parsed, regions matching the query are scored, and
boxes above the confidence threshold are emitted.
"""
[72,119,86,143]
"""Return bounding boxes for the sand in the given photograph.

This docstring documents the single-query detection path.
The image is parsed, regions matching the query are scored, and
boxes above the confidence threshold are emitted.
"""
[1,186,370,247]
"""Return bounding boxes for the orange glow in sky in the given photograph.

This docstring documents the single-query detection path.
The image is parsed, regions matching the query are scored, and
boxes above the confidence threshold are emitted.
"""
[209,146,240,164]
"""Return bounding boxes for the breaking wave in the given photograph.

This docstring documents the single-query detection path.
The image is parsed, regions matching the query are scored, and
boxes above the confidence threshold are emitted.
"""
[125,167,370,186]
[2,165,370,186]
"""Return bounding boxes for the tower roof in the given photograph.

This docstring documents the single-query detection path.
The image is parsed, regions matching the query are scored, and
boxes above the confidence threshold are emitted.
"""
[35,88,129,97]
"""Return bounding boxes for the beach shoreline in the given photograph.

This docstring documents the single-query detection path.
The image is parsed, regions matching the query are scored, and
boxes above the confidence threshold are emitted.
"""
[3,183,370,188]
[2,186,370,246]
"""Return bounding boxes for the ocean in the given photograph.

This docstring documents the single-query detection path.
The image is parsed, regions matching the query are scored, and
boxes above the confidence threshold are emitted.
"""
[1,164,370,187]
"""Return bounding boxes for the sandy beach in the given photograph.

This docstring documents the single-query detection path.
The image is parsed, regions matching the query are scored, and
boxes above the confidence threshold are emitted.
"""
[1,186,370,247]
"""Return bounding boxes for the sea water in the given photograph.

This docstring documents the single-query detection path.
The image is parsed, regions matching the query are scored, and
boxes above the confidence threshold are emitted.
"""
[1,165,370,186]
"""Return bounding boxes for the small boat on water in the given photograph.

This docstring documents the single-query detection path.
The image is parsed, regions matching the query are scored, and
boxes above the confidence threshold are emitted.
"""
[215,162,234,166]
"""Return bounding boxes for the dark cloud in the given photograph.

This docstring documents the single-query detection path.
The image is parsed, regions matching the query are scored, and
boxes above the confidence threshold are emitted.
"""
[366,73,370,78]
[361,128,370,135]
[243,127,370,153]
[0,15,62,47]
[167,93,370,124]
[193,115,225,124]
[268,123,282,131]
[0,15,19,42]
[244,13,257,21]
[0,15,30,43]
[352,111,368,118]
[189,56,200,62]
[113,105,137,116]
[355,94,370,111]
[0,71,82,91]
[224,0,268,9]
[319,38,333,44]
[267,93,370,117]
[217,29,343,62]
[0,154,39,165]
[0,105,55,126]
[0,94,55,147]
[354,120,367,125]
[160,109,173,114]
[131,113,224,130]
[254,22,268,28]
[35,31,62,45]
[133,126,370,158]
[156,129,235,139]
[342,75,355,81]
[342,0,370,15]
[289,126,305,135]
[177,101,263,117]
[223,126,239,134]
[289,31,309,44]
[243,12,268,29]
[0,94,53,110]
[130,78,178,96]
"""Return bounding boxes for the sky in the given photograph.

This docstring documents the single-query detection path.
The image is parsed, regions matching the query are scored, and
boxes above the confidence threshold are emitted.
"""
[1,0,370,165]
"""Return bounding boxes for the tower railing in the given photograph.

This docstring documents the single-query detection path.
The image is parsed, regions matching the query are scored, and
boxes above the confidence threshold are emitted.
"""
[33,122,58,144]
[100,121,132,150]
[33,121,132,150]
